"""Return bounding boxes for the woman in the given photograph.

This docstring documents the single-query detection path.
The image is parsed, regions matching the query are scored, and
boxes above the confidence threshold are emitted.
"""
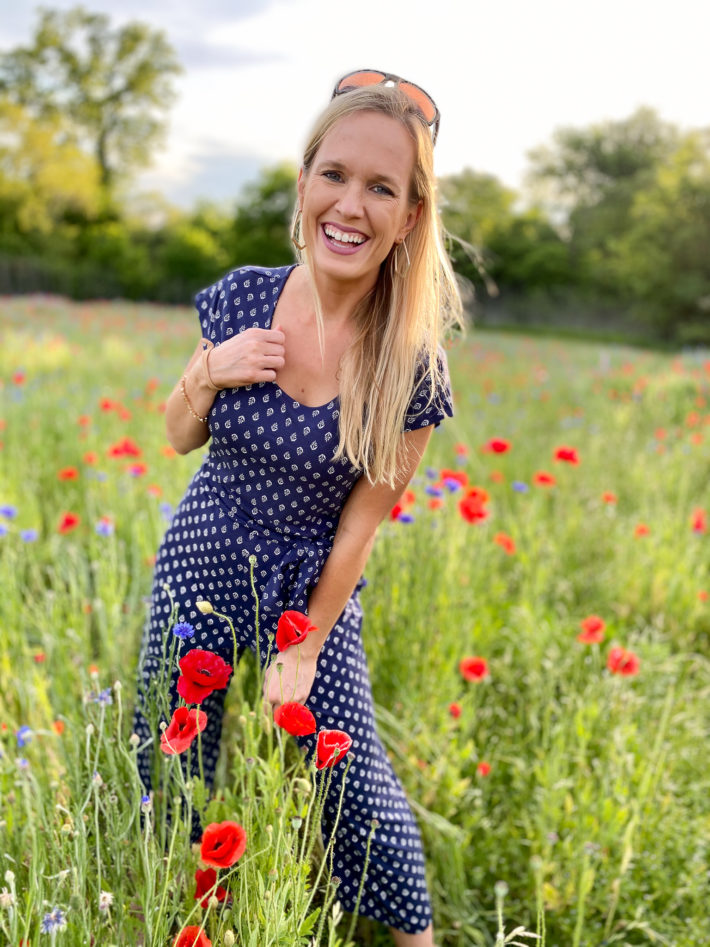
[134,71,462,945]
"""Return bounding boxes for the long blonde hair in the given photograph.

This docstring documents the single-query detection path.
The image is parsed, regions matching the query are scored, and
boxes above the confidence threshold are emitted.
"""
[293,84,463,486]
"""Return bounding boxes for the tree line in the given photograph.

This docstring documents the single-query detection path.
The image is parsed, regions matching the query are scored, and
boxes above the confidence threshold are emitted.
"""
[2,7,709,344]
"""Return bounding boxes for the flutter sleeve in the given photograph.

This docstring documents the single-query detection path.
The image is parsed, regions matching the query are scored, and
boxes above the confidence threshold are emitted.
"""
[402,346,454,432]
[193,272,234,346]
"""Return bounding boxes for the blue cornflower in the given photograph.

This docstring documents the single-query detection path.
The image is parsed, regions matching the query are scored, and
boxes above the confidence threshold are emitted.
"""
[443,478,461,493]
[41,907,67,933]
[95,688,113,707]
[17,757,29,770]
[425,485,443,498]
[425,467,438,480]
[95,520,114,537]
[397,513,415,524]
[0,523,8,537]
[512,480,529,493]
[0,504,17,519]
[159,502,173,521]
[20,528,39,542]
[172,622,195,640]
[16,725,32,747]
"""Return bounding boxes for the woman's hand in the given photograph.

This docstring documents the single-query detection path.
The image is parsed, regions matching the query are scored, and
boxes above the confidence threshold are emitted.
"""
[208,325,286,389]
[262,647,318,711]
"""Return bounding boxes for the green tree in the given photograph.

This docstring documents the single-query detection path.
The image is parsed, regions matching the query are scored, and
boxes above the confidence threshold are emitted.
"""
[611,131,710,342]
[0,6,181,190]
[229,163,298,267]
[0,99,100,241]
[526,108,680,291]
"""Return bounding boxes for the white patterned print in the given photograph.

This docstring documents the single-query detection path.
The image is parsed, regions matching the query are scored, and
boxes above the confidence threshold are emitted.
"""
[133,264,453,934]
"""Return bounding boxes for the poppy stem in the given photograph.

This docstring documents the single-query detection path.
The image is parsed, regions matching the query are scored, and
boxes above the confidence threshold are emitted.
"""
[249,554,261,677]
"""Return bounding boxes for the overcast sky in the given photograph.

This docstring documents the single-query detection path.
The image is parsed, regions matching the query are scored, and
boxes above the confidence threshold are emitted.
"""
[3,0,709,208]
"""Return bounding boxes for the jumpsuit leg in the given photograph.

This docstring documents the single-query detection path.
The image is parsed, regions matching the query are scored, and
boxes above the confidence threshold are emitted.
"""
[300,595,434,935]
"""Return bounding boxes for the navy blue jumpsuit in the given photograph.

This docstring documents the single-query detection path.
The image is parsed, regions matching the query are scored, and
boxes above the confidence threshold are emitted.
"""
[134,263,453,933]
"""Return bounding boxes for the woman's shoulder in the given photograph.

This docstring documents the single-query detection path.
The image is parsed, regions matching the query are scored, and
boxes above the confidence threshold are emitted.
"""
[194,263,296,339]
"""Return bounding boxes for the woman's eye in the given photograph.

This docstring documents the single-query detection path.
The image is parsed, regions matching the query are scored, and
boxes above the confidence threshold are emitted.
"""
[323,170,342,182]
[373,184,394,196]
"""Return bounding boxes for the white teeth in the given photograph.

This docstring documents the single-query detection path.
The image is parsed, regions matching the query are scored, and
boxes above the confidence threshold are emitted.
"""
[324,225,366,245]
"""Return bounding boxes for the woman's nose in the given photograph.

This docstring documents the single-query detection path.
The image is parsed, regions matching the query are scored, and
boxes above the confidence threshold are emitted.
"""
[335,182,364,218]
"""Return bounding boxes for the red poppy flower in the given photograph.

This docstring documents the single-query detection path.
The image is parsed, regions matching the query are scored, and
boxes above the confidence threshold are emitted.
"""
[128,462,148,476]
[428,498,443,511]
[276,610,317,652]
[200,821,247,868]
[194,868,228,909]
[553,446,579,464]
[533,471,556,487]
[161,444,177,457]
[459,656,489,681]
[57,512,80,534]
[57,466,80,481]
[160,707,208,755]
[449,702,462,719]
[578,614,606,644]
[482,438,511,454]
[99,397,117,412]
[390,503,404,521]
[493,532,516,555]
[440,468,468,488]
[107,436,142,458]
[454,442,469,456]
[459,491,489,524]
[12,371,26,385]
[83,451,98,465]
[634,523,650,537]
[691,508,706,534]
[401,489,416,507]
[177,649,232,704]
[698,590,708,602]
[607,646,640,676]
[52,720,65,735]
[489,470,505,483]
[77,414,91,427]
[476,761,491,777]
[601,491,617,504]
[173,926,211,947]
[147,484,163,497]
[273,701,316,736]
[315,729,352,769]
[33,651,46,664]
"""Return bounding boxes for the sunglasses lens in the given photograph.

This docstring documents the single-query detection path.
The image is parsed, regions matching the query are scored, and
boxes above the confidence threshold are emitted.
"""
[398,81,437,123]
[336,70,386,93]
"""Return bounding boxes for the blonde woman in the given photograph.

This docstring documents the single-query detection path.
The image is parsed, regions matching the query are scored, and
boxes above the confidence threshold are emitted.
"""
[134,71,462,945]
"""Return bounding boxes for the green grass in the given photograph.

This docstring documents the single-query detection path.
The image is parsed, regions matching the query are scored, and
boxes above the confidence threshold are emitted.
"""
[1,295,709,946]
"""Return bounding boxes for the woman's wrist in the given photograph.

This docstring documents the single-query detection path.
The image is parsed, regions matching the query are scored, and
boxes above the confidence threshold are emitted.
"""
[185,361,218,412]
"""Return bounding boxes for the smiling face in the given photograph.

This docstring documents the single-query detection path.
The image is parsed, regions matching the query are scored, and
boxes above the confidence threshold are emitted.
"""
[298,110,422,294]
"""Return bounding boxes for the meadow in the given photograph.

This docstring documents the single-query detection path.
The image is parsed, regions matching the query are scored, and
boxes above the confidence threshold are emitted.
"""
[1,294,709,947]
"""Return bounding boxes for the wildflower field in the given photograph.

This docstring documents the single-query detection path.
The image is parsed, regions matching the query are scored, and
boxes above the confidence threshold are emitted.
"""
[1,295,709,947]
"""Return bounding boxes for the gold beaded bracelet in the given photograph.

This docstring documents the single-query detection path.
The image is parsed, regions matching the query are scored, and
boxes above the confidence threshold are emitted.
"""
[180,374,209,424]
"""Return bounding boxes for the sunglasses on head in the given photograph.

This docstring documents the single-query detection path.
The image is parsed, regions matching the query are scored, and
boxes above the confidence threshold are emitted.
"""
[332,69,440,145]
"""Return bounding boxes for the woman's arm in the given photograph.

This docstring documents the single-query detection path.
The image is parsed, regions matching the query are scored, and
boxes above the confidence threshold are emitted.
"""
[263,423,434,706]
[166,326,287,455]
[165,341,216,454]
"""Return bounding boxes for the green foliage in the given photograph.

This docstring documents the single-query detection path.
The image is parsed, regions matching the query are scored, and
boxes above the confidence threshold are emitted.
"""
[2,301,710,944]
[229,163,298,267]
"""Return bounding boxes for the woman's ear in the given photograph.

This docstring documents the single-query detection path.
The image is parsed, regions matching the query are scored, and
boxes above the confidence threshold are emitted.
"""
[400,199,423,242]
[297,166,305,207]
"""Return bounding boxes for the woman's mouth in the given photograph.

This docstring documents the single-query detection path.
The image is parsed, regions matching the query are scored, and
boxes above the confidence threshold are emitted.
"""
[321,224,369,254]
